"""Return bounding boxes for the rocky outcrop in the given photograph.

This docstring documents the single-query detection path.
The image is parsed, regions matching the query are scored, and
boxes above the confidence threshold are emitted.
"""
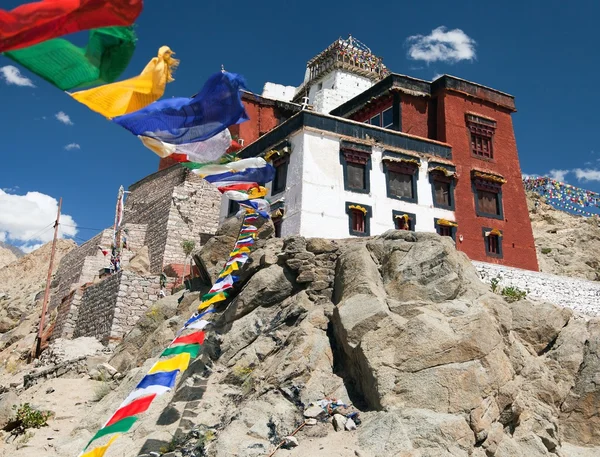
[2,228,600,457]
[528,191,600,281]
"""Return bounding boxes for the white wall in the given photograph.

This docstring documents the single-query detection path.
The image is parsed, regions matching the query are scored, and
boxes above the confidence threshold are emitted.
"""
[262,82,296,102]
[298,130,455,239]
[309,70,373,114]
[474,261,600,317]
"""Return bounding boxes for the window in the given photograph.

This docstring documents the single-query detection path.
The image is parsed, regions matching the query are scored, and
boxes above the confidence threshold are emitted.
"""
[227,199,239,216]
[273,218,283,238]
[393,211,416,231]
[478,190,500,215]
[435,218,457,240]
[272,156,289,194]
[473,174,504,220]
[351,210,365,233]
[382,107,393,128]
[341,147,371,194]
[429,170,455,210]
[483,228,503,258]
[467,114,497,159]
[389,171,413,199]
[370,113,381,127]
[384,159,418,203]
[346,202,371,236]
[347,162,365,190]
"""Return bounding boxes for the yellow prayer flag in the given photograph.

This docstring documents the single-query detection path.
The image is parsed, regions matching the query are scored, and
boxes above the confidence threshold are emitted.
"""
[198,292,227,311]
[80,435,120,457]
[218,262,239,278]
[70,46,179,119]
[247,186,268,199]
[230,247,251,256]
[149,352,190,374]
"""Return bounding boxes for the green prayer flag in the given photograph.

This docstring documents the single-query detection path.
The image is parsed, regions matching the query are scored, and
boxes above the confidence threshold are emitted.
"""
[86,417,138,450]
[202,291,228,301]
[5,27,136,91]
[161,343,200,359]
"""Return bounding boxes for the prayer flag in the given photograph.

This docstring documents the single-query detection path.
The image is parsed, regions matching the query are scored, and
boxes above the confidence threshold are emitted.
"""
[211,275,235,292]
[0,0,142,53]
[121,385,171,407]
[70,46,179,119]
[177,318,210,336]
[236,238,254,247]
[79,434,120,457]
[5,26,136,91]
[201,165,276,186]
[139,129,231,163]
[148,352,190,374]
[223,186,268,201]
[161,343,200,359]
[170,331,205,347]
[230,247,251,256]
[183,307,217,327]
[113,72,248,144]
[194,158,267,178]
[136,371,178,390]
[218,182,261,193]
[202,290,228,301]
[105,394,156,427]
[218,263,239,278]
[200,291,227,306]
[86,417,137,449]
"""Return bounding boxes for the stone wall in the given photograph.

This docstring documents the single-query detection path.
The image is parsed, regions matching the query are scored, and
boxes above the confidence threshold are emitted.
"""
[125,166,220,273]
[110,270,166,341]
[474,261,600,316]
[48,229,113,316]
[72,272,121,342]
[162,174,221,268]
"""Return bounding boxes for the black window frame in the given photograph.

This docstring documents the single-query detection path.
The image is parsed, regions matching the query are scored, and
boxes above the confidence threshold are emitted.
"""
[392,210,416,231]
[482,227,503,258]
[466,114,497,161]
[429,170,455,210]
[340,146,371,194]
[345,202,372,237]
[382,107,394,128]
[434,218,457,241]
[473,178,504,220]
[272,154,289,195]
[384,159,419,203]
[227,199,240,217]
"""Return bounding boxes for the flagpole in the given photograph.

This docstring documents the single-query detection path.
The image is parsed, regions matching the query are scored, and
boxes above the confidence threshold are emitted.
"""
[112,186,124,271]
[33,197,62,358]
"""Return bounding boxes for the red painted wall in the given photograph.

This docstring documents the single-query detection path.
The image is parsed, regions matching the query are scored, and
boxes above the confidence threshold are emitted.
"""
[439,91,538,271]
[401,95,429,138]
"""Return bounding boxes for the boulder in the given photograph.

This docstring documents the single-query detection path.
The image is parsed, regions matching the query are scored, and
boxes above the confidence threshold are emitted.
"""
[0,391,18,428]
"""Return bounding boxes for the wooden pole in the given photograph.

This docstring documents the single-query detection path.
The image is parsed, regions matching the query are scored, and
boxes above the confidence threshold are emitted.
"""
[34,197,62,358]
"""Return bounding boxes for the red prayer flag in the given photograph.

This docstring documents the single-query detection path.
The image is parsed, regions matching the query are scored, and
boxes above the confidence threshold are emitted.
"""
[217,183,259,193]
[0,0,143,53]
[105,393,156,427]
[171,331,205,347]
[168,153,189,163]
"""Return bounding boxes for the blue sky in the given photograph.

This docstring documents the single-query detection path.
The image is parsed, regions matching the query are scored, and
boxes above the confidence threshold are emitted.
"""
[1,0,599,251]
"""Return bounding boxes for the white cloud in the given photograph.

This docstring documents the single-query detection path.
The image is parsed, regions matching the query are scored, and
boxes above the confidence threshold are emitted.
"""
[55,111,73,125]
[0,65,35,87]
[21,243,43,254]
[64,143,81,151]
[0,190,77,248]
[573,168,600,182]
[548,169,570,182]
[0,232,5,242]
[407,26,476,63]
[432,73,443,81]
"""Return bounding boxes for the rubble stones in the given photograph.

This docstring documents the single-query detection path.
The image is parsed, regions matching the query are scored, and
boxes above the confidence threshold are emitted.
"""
[332,414,347,432]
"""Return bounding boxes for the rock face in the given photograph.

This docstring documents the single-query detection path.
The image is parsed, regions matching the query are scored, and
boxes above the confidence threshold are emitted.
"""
[0,239,75,334]
[0,243,19,270]
[528,191,600,281]
[2,229,600,457]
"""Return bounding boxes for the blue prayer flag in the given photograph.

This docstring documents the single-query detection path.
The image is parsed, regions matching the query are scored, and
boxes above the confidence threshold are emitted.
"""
[203,165,276,185]
[113,71,248,144]
[136,371,178,390]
